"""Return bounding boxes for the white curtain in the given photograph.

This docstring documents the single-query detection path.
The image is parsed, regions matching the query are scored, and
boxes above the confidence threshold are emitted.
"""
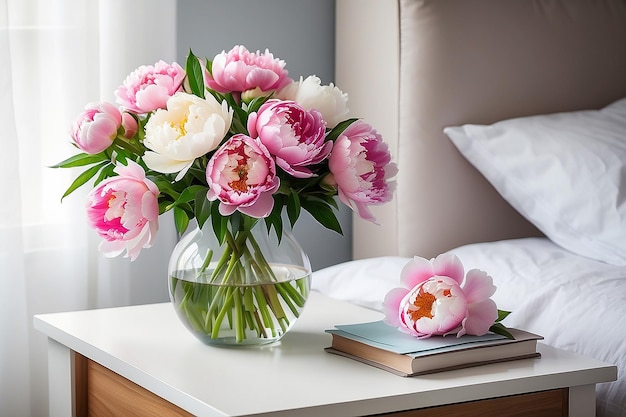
[0,1,178,415]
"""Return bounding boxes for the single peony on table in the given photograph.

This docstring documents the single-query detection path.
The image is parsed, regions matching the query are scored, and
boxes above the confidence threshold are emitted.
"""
[53,45,398,345]
[383,254,513,340]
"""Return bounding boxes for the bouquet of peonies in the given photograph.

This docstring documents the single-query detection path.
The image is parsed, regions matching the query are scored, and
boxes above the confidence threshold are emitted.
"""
[53,45,397,344]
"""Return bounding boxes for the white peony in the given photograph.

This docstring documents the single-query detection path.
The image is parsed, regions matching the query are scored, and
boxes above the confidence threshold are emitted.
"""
[276,75,349,129]
[143,92,232,181]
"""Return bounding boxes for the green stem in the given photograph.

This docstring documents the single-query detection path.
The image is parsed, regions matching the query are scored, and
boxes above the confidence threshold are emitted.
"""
[243,286,255,311]
[211,286,235,339]
[175,216,310,343]
[274,282,300,317]
[113,137,144,156]
[209,243,233,284]
[254,285,273,330]
[233,287,245,342]
[262,283,287,321]
[248,232,278,282]
[197,248,213,279]
[205,284,228,330]
[179,282,206,332]
[278,280,307,307]
[252,310,267,338]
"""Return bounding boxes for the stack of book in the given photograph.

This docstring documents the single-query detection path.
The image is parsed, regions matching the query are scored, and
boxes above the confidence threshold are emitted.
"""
[325,320,542,377]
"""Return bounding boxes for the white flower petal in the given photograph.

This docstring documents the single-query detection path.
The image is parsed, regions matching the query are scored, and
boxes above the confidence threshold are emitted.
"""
[142,151,191,174]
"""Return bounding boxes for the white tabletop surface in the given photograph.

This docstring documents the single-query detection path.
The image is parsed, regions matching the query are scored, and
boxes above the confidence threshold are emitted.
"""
[34,291,617,417]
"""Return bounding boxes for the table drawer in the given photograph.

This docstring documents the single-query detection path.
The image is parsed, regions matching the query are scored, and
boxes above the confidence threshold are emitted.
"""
[76,352,567,417]
[375,388,568,417]
[75,354,193,417]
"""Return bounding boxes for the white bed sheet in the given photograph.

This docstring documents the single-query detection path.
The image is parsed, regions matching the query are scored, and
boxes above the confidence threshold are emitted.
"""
[312,237,626,417]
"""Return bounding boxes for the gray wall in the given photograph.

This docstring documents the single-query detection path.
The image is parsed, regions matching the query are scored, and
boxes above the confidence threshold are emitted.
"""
[176,0,352,271]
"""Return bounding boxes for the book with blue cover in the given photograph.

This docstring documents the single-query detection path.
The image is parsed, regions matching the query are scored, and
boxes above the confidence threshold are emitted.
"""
[325,321,542,376]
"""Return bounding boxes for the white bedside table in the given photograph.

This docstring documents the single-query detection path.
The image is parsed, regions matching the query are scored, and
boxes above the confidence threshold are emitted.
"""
[34,291,616,417]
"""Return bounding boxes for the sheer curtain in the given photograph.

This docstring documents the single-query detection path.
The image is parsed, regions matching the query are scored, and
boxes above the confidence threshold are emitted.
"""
[0,1,177,415]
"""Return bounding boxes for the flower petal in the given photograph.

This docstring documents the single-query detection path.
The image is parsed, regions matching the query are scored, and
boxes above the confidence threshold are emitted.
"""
[432,253,464,284]
[459,299,498,337]
[142,150,191,174]
[463,269,497,304]
[328,120,396,223]
[87,161,159,261]
[400,256,434,289]
[382,287,408,327]
[237,190,275,218]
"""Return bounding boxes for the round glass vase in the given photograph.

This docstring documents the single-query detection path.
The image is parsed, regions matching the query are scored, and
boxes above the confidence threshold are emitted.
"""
[168,218,312,347]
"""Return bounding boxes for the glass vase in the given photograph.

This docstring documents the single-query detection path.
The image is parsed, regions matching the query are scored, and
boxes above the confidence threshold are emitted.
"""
[168,217,312,347]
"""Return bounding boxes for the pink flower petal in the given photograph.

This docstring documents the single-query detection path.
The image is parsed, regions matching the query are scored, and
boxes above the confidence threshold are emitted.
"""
[237,190,276,218]
[206,134,278,218]
[141,191,160,221]
[463,269,497,304]
[218,203,238,216]
[382,287,408,327]
[206,46,291,94]
[400,256,435,289]
[251,100,329,178]
[86,161,159,261]
[459,299,498,337]
[115,61,185,113]
[327,120,397,224]
[432,253,464,284]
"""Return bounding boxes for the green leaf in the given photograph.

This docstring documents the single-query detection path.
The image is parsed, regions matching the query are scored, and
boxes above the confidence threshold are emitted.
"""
[206,88,225,104]
[50,152,108,168]
[187,166,207,184]
[286,191,301,228]
[325,118,359,142]
[166,185,207,211]
[194,188,212,229]
[312,191,339,209]
[229,115,248,135]
[496,309,512,322]
[158,200,172,214]
[227,211,241,234]
[185,49,205,98]
[173,207,190,235]
[301,199,343,235]
[230,106,249,134]
[245,94,271,113]
[489,322,515,340]
[93,163,116,186]
[151,176,179,193]
[210,200,228,243]
[264,196,284,241]
[60,161,109,200]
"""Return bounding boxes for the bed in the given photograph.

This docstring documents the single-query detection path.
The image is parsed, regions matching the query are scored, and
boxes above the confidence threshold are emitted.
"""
[312,1,626,416]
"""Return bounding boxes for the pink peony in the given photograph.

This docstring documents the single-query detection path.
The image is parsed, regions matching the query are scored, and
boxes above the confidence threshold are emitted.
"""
[206,134,280,218]
[247,99,331,178]
[71,102,121,154]
[383,254,498,339]
[206,45,291,95]
[327,120,398,223]
[86,160,159,261]
[120,113,138,139]
[115,60,185,114]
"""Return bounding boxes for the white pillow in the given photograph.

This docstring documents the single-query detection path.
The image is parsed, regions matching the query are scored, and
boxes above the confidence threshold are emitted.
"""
[312,256,409,311]
[444,97,626,266]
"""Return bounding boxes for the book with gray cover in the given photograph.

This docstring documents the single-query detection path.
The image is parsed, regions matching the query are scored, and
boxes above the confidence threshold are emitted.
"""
[325,320,542,376]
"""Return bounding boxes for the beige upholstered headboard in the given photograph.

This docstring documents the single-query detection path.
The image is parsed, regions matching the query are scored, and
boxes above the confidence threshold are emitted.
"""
[336,0,626,260]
